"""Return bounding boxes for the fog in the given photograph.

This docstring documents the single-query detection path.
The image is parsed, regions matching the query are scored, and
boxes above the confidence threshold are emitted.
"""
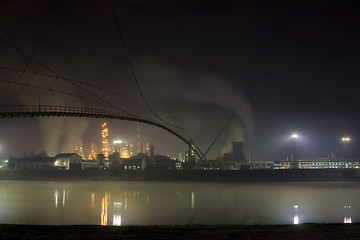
[0,181,359,225]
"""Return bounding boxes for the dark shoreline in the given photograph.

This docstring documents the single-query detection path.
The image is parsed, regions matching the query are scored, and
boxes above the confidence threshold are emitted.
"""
[1,223,360,240]
[1,168,360,182]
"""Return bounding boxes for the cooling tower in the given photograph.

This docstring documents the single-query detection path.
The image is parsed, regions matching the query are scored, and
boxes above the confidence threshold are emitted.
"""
[232,141,247,163]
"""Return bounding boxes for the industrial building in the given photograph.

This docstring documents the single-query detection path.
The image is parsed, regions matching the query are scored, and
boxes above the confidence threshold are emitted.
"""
[54,153,82,170]
[11,156,54,170]
[9,153,83,170]
[272,158,360,170]
[122,158,147,171]
[82,160,98,169]
[121,154,181,171]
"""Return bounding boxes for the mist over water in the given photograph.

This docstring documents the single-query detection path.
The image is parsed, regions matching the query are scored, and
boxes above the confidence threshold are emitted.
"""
[0,181,359,225]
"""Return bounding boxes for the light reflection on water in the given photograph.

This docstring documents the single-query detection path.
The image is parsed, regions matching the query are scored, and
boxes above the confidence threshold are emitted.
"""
[0,181,360,225]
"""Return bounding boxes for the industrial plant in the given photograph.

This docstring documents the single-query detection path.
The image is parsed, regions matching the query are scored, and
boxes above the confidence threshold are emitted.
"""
[4,122,182,171]
[2,122,360,173]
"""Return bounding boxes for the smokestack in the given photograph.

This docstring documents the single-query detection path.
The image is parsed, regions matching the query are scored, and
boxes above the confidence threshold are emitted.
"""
[137,123,141,154]
[150,145,154,157]
[150,145,155,163]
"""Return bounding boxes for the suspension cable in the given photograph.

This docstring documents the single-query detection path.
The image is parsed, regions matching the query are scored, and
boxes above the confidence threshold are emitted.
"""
[0,37,140,118]
[110,0,179,128]
[0,65,150,111]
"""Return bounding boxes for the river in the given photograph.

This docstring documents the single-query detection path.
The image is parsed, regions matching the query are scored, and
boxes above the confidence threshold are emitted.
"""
[0,181,359,225]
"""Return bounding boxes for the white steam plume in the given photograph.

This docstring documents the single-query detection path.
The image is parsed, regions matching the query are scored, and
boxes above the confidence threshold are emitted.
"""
[138,59,253,156]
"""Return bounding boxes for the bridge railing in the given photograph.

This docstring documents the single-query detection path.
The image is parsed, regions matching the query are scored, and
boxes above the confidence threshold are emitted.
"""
[0,104,195,154]
[0,105,120,116]
[0,104,179,133]
[0,105,165,124]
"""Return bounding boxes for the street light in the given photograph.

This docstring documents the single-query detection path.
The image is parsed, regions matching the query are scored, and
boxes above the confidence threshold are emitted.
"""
[291,133,298,167]
[341,137,350,158]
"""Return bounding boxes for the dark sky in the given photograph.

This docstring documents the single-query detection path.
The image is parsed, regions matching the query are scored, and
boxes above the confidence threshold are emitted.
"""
[0,0,360,160]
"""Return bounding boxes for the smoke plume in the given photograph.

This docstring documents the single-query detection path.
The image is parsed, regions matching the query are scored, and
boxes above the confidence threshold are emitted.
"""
[138,59,253,156]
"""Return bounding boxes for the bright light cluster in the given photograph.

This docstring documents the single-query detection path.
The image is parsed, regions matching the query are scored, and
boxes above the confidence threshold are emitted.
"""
[102,123,110,161]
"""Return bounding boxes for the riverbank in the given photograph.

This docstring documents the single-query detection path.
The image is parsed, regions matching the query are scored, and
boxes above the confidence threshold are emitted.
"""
[1,168,360,182]
[1,223,360,239]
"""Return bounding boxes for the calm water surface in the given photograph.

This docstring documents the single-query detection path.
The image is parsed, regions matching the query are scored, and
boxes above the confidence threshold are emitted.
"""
[0,181,359,225]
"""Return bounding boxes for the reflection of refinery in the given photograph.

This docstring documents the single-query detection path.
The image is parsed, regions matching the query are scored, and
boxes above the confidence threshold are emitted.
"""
[90,188,195,226]
[45,185,360,226]
[101,194,109,225]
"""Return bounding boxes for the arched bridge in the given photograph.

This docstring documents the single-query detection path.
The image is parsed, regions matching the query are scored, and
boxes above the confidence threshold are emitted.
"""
[0,104,202,158]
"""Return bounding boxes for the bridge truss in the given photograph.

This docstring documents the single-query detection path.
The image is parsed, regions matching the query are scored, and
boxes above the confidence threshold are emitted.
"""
[0,104,203,159]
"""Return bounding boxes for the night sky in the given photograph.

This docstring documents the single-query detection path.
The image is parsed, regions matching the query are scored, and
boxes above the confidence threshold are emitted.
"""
[0,0,360,161]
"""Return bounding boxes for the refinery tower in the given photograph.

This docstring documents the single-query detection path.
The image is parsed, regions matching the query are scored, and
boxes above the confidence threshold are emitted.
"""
[102,122,110,161]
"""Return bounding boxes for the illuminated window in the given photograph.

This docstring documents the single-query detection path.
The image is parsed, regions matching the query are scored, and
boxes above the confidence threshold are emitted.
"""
[124,166,127,170]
